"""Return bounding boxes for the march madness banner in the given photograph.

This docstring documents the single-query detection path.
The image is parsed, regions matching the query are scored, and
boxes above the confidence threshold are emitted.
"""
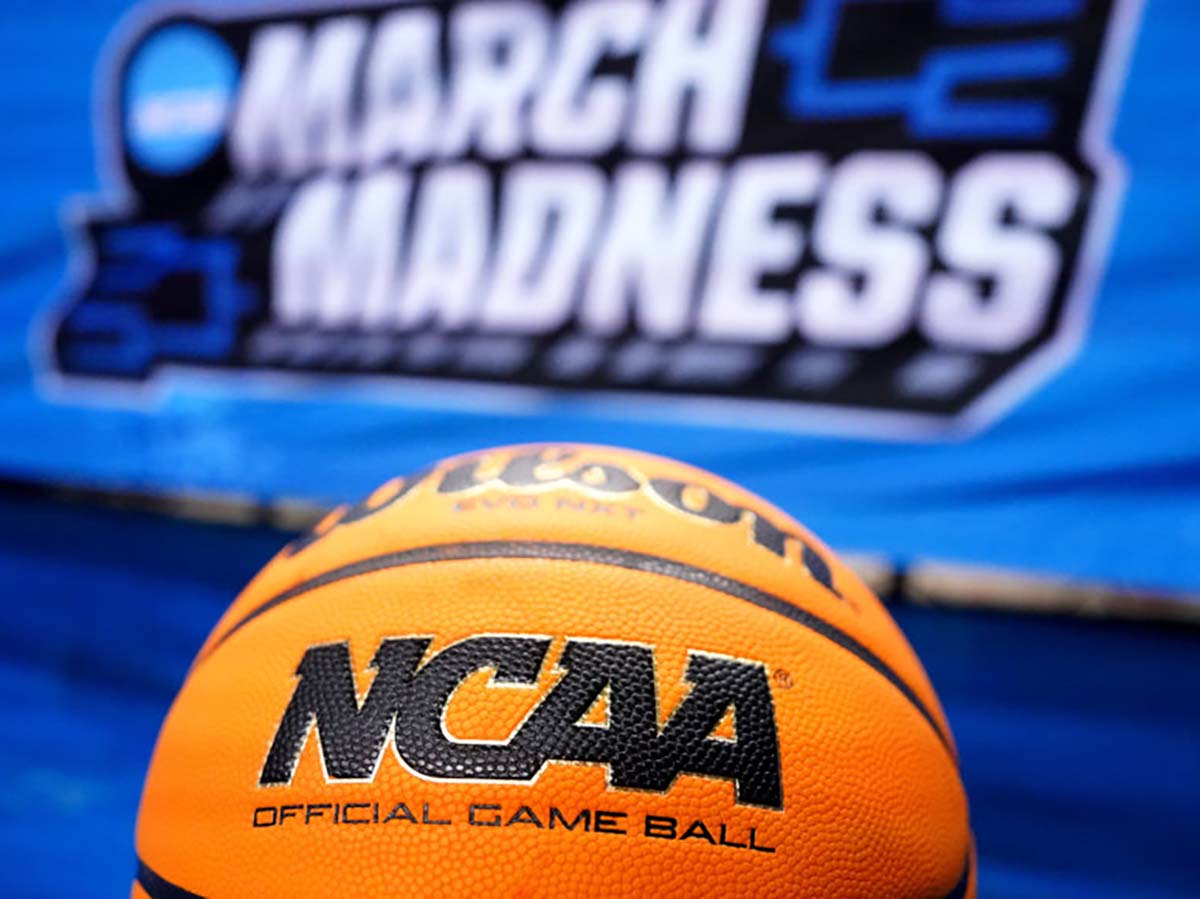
[3,0,1198,598]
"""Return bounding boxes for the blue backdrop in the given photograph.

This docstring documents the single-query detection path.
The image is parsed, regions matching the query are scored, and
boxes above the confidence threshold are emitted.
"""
[0,0,1197,599]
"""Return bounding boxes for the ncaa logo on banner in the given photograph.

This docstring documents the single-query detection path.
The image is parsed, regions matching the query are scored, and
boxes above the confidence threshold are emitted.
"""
[43,0,1143,436]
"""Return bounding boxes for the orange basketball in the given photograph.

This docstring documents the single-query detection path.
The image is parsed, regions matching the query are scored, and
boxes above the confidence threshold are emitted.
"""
[133,444,973,898]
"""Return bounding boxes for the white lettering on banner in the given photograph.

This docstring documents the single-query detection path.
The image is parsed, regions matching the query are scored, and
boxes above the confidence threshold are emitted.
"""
[797,152,943,348]
[228,0,766,177]
[581,161,722,340]
[530,0,652,155]
[922,154,1078,352]
[699,154,825,343]
[438,3,551,160]
[359,9,441,166]
[273,170,410,329]
[230,24,306,178]
[300,18,367,172]
[230,18,367,178]
[399,165,492,331]
[630,0,767,154]
[481,164,607,334]
[268,153,1081,349]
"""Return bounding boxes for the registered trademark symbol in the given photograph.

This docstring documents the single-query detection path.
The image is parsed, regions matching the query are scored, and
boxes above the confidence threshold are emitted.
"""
[771,669,794,689]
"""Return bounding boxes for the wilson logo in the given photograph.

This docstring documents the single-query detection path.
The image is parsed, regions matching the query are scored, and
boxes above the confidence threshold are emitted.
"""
[261,635,783,809]
[284,446,842,602]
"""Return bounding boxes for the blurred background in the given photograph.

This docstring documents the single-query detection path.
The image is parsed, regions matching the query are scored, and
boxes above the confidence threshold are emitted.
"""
[1,0,1198,895]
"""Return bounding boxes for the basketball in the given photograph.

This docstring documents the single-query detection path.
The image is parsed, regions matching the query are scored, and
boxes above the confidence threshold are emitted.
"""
[133,444,973,898]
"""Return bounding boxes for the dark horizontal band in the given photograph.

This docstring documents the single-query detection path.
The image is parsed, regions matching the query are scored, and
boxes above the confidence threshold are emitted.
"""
[137,858,202,899]
[941,848,975,899]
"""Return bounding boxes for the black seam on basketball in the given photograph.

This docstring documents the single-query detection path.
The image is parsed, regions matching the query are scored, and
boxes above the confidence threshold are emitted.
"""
[201,540,955,760]
[137,858,204,899]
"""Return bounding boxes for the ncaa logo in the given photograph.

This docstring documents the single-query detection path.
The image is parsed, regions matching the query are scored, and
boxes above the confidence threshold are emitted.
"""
[258,635,784,809]
[122,23,238,174]
[45,0,1143,437]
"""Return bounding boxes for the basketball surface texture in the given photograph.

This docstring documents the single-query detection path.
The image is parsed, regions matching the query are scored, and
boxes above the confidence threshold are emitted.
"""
[133,444,974,898]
